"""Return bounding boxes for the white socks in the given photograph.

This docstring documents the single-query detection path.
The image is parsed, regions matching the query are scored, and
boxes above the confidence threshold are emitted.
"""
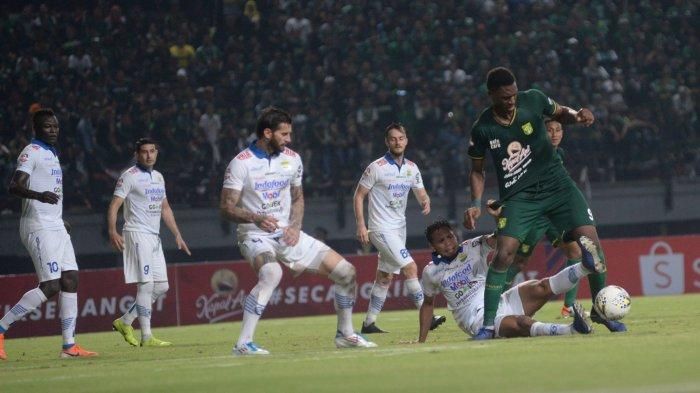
[0,287,48,332]
[364,280,389,326]
[404,278,424,309]
[236,262,282,347]
[329,260,357,337]
[530,321,574,336]
[135,281,155,340]
[59,292,78,348]
[121,281,169,326]
[548,263,587,295]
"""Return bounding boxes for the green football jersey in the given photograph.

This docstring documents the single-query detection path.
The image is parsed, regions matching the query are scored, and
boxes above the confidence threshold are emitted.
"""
[468,89,566,200]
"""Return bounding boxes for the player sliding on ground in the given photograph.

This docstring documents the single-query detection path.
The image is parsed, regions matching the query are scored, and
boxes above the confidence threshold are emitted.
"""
[418,220,600,342]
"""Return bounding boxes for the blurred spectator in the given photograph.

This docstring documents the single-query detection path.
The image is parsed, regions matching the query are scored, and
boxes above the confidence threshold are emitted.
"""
[0,0,696,218]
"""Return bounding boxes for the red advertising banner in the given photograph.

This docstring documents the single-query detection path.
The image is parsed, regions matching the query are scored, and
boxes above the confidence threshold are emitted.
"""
[1,235,699,338]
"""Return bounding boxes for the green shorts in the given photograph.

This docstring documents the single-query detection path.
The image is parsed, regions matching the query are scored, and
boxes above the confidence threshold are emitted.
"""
[516,218,564,257]
[497,176,594,247]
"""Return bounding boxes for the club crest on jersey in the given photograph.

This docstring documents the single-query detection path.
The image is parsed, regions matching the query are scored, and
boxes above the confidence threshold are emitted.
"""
[521,122,533,135]
[498,217,507,229]
[520,243,530,254]
[280,160,290,169]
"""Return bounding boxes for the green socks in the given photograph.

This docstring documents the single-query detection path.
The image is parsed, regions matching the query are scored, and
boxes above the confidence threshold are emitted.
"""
[483,266,508,326]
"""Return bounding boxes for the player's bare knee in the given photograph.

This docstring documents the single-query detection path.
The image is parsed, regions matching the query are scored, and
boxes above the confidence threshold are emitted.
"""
[59,270,79,292]
[401,262,418,279]
[494,248,516,270]
[39,279,61,298]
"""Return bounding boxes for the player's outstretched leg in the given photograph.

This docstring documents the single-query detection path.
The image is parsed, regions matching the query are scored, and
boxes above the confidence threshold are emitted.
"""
[233,260,281,356]
[577,236,626,332]
[571,303,593,334]
[329,259,377,349]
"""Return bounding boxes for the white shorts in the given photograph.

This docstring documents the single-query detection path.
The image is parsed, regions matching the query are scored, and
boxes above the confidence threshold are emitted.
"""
[494,282,528,338]
[21,228,78,282]
[369,230,414,274]
[123,231,167,284]
[238,231,331,274]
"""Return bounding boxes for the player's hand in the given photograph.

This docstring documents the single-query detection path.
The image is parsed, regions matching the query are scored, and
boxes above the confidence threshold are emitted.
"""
[283,226,300,246]
[38,191,60,204]
[109,231,125,252]
[176,235,191,256]
[255,215,279,233]
[463,207,481,230]
[356,226,370,246]
[576,108,595,126]
[486,199,503,217]
[420,199,431,215]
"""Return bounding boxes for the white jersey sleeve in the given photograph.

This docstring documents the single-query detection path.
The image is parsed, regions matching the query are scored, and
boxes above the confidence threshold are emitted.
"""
[16,145,38,175]
[421,263,441,298]
[223,153,248,191]
[358,163,377,190]
[410,162,425,190]
[113,171,132,199]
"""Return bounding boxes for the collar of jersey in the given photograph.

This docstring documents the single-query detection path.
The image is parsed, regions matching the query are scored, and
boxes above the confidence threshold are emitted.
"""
[31,138,58,156]
[135,163,153,173]
[432,245,463,265]
[383,152,404,169]
[250,140,280,159]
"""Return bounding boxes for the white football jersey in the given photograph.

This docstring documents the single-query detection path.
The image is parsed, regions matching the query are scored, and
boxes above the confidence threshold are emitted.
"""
[16,139,65,234]
[359,153,425,231]
[421,235,493,330]
[113,165,166,235]
[223,142,303,238]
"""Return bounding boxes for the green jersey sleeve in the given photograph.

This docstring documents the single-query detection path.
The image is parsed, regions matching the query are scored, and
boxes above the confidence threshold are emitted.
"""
[527,89,558,117]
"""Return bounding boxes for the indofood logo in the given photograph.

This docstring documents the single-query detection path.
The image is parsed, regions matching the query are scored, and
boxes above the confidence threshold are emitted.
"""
[195,269,247,323]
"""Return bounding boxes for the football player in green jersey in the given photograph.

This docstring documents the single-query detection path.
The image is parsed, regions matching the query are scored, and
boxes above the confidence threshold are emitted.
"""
[463,67,626,339]
[502,119,583,319]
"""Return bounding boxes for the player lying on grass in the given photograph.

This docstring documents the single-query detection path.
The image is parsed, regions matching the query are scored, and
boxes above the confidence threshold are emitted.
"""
[418,220,602,342]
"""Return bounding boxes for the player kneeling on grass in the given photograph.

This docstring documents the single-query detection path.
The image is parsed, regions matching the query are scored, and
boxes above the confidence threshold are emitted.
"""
[418,220,602,342]
[220,107,376,355]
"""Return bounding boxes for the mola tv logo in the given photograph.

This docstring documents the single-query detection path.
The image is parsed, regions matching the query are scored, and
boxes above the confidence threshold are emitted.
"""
[195,269,247,323]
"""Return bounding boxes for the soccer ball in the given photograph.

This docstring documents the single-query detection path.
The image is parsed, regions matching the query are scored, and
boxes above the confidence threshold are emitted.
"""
[594,285,631,321]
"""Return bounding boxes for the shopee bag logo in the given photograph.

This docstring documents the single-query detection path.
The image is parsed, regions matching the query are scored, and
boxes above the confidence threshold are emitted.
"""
[639,241,684,295]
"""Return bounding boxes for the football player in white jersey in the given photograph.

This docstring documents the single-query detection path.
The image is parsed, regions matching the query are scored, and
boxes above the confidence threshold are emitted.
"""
[418,220,601,342]
[108,138,190,347]
[0,108,97,360]
[220,107,376,355]
[353,123,445,334]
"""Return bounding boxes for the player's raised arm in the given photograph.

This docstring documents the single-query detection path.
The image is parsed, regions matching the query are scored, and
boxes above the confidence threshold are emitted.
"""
[107,195,125,252]
[551,104,595,127]
[161,197,191,256]
[464,157,485,230]
[353,183,371,246]
[418,294,435,343]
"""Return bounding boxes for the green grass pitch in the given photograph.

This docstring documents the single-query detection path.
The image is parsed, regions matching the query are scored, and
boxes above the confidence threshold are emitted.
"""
[2,294,699,393]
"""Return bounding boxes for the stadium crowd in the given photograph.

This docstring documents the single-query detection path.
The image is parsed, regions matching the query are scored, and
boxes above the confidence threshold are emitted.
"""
[0,0,697,215]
